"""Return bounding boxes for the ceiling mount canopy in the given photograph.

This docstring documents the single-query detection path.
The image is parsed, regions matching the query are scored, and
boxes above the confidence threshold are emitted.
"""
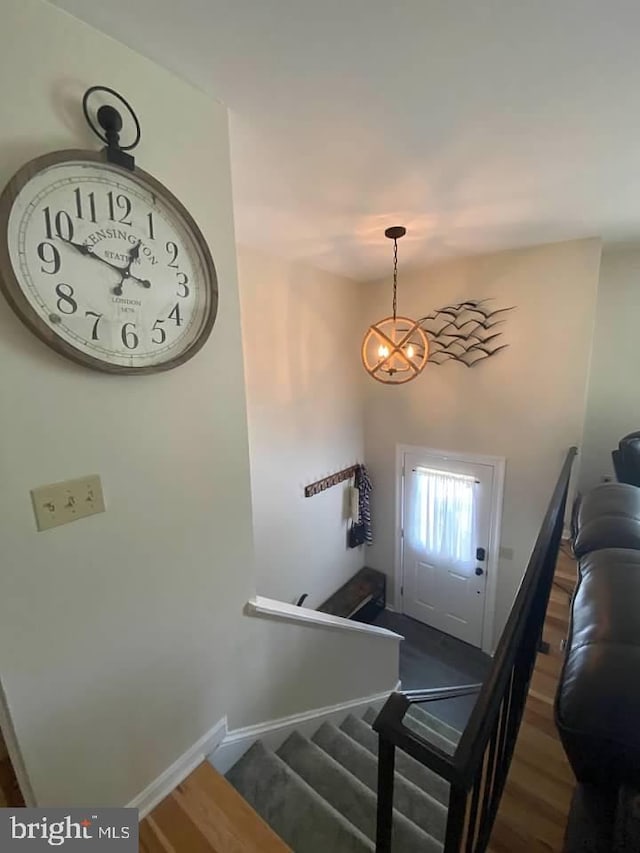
[384,225,406,241]
[361,226,429,384]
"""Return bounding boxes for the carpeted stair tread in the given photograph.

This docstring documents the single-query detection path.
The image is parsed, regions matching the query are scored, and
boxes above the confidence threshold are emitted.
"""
[340,713,450,805]
[226,741,374,853]
[312,721,447,841]
[363,706,456,756]
[405,704,463,745]
[277,731,442,853]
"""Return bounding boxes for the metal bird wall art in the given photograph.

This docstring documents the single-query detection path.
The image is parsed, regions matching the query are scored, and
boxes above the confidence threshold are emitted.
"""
[419,299,515,367]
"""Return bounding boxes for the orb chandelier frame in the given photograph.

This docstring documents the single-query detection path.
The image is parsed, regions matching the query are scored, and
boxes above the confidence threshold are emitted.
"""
[361,226,429,384]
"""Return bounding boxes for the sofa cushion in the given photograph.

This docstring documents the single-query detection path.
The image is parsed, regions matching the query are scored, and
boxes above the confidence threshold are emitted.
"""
[573,516,640,558]
[556,548,640,785]
[572,483,640,557]
[575,483,640,531]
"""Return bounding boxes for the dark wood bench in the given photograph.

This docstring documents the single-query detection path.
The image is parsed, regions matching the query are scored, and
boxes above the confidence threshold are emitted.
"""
[317,567,386,624]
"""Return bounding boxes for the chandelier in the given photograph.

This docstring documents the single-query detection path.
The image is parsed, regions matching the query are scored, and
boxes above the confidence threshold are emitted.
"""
[361,226,429,384]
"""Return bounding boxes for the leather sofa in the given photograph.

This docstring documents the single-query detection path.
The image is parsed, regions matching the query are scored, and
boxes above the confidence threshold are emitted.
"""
[556,481,640,851]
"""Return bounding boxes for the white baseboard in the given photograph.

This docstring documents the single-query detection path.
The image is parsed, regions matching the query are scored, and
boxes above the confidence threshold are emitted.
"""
[210,681,401,776]
[127,716,227,820]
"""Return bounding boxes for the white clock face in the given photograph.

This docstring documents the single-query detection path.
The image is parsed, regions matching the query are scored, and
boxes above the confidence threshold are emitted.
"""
[4,156,216,371]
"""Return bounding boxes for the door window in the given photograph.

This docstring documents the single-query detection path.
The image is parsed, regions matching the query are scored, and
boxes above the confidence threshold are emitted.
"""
[409,466,477,563]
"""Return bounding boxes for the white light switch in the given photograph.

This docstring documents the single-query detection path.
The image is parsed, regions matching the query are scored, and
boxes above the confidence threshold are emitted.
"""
[31,474,105,531]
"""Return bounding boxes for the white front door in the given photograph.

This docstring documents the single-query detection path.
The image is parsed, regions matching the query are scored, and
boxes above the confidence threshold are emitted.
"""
[401,450,497,648]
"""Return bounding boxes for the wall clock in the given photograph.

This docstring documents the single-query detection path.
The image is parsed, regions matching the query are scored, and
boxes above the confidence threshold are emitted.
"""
[0,87,218,374]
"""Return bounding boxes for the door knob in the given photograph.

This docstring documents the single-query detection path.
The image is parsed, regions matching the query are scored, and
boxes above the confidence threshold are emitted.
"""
[475,566,484,576]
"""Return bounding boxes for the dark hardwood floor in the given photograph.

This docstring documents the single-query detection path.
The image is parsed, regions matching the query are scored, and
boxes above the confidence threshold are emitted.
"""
[373,608,492,730]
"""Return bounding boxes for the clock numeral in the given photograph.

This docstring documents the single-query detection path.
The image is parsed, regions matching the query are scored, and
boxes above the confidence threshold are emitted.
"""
[146,211,155,240]
[73,188,97,223]
[55,283,77,315]
[85,311,102,341]
[107,191,133,226]
[56,212,74,241]
[121,322,139,350]
[43,206,52,239]
[37,241,61,275]
[176,272,190,298]
[168,303,183,327]
[152,319,166,344]
[166,241,179,269]
[43,207,74,242]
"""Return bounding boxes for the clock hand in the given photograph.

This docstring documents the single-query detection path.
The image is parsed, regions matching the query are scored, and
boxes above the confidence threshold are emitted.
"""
[118,244,152,290]
[58,237,124,274]
[124,272,152,289]
[112,240,142,296]
[58,238,152,293]
[105,240,151,296]
[128,241,141,264]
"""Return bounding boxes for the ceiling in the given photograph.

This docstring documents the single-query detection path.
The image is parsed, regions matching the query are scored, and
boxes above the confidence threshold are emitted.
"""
[52,0,640,280]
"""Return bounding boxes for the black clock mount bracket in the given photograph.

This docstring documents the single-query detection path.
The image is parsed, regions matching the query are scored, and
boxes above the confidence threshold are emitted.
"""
[82,85,141,172]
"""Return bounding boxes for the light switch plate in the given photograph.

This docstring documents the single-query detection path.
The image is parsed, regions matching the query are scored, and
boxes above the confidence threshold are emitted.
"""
[31,474,105,531]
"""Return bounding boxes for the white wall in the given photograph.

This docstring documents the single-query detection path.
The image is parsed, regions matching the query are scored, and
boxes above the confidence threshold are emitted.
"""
[362,239,601,644]
[0,0,398,809]
[0,0,252,808]
[579,246,640,491]
[238,247,364,606]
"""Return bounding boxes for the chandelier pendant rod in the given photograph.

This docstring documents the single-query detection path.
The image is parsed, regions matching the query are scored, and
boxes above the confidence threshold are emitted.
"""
[392,236,398,321]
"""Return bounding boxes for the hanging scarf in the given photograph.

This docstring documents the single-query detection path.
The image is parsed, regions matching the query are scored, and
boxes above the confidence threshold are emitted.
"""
[354,464,373,544]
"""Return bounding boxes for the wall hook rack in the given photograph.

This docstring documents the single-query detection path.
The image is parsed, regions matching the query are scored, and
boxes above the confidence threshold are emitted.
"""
[304,465,360,498]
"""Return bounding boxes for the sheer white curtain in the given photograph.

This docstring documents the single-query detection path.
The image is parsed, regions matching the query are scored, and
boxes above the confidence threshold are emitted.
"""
[408,467,477,562]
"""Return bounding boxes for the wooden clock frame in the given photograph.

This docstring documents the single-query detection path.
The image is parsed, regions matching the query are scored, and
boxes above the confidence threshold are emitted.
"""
[0,148,219,374]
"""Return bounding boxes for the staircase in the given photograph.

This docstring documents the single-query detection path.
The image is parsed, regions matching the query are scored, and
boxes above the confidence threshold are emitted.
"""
[142,453,576,853]
[224,704,462,853]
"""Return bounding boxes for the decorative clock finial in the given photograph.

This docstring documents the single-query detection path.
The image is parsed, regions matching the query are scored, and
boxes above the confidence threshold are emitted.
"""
[97,105,123,145]
[82,86,141,171]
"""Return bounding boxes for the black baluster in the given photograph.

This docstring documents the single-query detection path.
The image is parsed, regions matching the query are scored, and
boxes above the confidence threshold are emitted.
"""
[444,785,468,853]
[375,737,395,853]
